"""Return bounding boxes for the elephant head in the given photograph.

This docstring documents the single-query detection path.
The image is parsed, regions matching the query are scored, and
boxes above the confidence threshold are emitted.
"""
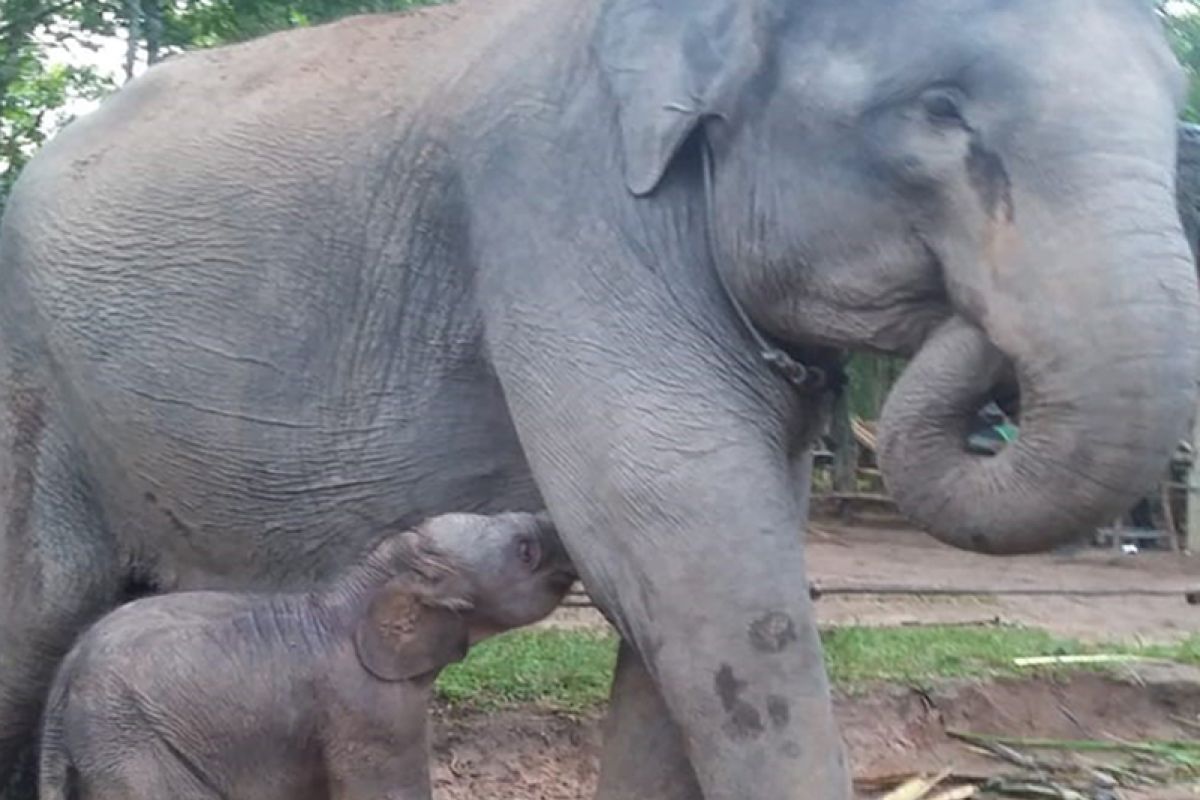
[600,0,1200,554]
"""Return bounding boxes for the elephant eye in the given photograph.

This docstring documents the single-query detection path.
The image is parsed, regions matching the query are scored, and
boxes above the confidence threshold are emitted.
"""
[516,536,541,570]
[920,87,967,127]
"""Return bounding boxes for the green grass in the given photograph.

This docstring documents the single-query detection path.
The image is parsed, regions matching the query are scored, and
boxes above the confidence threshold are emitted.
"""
[1141,634,1200,666]
[436,629,618,712]
[434,625,1200,712]
[821,625,1084,686]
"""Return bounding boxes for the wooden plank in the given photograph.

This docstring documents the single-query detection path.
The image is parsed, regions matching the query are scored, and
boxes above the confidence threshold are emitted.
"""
[1095,526,1174,545]
[812,492,893,502]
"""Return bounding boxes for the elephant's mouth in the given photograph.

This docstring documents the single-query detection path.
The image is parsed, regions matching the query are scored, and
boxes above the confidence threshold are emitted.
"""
[837,236,955,358]
[548,568,579,594]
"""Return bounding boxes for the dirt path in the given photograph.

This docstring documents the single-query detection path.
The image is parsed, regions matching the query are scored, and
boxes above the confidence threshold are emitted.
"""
[546,521,1200,644]
[806,523,1200,644]
[431,666,1200,799]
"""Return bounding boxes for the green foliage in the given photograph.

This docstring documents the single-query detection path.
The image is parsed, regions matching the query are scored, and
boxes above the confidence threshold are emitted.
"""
[1161,1,1200,121]
[0,53,111,206]
[158,0,433,50]
[845,353,905,421]
[0,0,116,213]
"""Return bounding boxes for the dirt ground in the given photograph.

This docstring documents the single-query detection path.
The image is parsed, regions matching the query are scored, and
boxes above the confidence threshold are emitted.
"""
[548,521,1200,644]
[431,667,1200,799]
[436,521,1200,799]
[807,521,1200,644]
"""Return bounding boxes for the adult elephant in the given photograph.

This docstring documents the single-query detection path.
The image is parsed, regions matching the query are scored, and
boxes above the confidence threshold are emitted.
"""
[0,0,1196,798]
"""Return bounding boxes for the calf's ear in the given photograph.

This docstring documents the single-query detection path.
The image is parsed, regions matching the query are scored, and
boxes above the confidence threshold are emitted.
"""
[354,579,470,682]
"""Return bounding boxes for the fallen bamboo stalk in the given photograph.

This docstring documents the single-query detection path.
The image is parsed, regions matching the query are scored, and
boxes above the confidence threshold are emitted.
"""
[880,768,954,800]
[1012,654,1164,667]
[926,787,977,800]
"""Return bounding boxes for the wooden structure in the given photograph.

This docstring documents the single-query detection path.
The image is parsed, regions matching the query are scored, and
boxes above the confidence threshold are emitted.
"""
[814,408,1197,553]
[812,410,893,520]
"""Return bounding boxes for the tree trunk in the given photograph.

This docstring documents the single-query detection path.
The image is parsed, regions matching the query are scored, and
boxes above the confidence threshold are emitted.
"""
[144,0,162,66]
[124,0,142,82]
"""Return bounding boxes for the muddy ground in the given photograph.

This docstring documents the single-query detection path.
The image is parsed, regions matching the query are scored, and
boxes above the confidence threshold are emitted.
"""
[431,668,1200,799]
[436,522,1200,799]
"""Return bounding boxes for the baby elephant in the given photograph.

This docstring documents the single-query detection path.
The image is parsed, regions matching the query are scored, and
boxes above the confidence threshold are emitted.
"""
[39,511,576,800]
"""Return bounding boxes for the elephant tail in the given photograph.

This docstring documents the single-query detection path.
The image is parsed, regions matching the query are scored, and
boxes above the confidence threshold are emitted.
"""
[38,669,76,800]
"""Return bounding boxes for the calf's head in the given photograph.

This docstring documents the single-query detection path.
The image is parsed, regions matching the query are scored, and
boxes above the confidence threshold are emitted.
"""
[354,511,575,681]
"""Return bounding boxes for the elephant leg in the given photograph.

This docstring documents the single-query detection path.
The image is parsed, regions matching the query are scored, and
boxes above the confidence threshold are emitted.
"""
[507,407,849,800]
[594,640,702,800]
[593,449,838,799]
[488,322,851,798]
[0,388,120,799]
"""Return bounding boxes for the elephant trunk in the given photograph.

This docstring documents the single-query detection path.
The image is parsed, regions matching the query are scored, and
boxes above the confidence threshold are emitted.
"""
[878,181,1200,555]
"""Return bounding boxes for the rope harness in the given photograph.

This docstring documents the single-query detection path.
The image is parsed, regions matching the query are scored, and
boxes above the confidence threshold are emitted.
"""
[700,137,847,397]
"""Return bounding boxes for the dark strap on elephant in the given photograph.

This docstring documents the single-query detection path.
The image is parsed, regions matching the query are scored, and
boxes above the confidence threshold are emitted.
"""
[700,139,847,396]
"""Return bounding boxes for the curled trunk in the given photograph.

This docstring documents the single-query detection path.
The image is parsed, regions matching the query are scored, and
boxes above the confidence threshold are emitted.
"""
[878,190,1200,555]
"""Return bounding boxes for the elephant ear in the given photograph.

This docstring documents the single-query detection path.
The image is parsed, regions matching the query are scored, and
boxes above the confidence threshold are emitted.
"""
[354,579,470,682]
[597,0,772,196]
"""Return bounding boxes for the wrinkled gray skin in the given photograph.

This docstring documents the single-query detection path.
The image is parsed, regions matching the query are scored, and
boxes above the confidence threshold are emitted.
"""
[38,511,575,800]
[1,1,1197,798]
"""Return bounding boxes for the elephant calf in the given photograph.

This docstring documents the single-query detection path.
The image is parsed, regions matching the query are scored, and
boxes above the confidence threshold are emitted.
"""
[38,511,576,800]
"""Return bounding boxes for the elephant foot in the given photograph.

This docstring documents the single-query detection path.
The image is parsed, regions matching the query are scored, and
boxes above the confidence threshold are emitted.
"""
[594,640,702,800]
